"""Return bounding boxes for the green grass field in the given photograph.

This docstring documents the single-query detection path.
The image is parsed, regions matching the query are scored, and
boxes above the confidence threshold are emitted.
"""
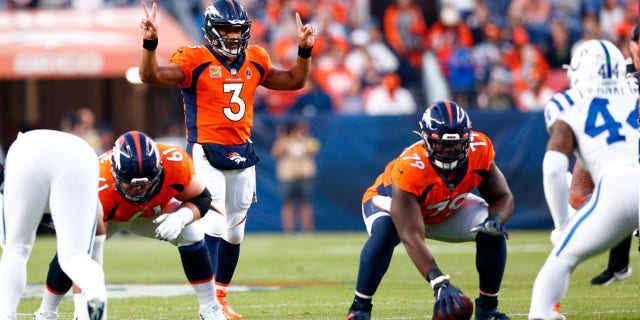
[6,231,640,319]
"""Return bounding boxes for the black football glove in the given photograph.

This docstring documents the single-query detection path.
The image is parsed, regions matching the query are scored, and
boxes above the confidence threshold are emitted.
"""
[470,213,509,239]
[432,278,464,319]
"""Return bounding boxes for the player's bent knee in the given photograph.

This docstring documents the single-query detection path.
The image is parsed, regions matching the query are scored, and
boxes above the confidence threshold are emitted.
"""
[224,228,244,244]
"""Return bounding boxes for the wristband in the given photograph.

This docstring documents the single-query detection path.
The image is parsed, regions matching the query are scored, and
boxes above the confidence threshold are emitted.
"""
[298,45,313,59]
[426,267,444,282]
[429,275,451,289]
[143,38,158,51]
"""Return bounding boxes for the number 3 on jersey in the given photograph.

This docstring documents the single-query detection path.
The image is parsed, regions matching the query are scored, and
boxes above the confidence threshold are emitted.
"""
[585,97,637,144]
[223,83,246,121]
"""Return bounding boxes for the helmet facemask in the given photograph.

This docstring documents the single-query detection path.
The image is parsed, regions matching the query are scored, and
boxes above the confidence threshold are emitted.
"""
[204,23,251,57]
[421,131,470,172]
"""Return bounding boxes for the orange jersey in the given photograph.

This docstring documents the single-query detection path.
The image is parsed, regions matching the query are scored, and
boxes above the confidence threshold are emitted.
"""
[170,45,272,145]
[362,132,495,224]
[97,144,195,222]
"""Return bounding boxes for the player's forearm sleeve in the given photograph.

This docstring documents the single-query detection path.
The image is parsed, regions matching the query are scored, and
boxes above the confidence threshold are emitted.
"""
[542,151,570,229]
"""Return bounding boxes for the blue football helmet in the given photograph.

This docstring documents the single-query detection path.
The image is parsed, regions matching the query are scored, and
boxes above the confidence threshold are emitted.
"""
[418,100,472,171]
[203,0,251,57]
[111,131,163,203]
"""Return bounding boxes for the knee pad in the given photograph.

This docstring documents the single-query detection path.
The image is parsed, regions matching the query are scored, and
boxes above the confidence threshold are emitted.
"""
[224,225,245,244]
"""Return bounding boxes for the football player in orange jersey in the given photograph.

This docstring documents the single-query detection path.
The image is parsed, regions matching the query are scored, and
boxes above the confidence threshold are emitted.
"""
[34,131,226,320]
[346,101,514,320]
[138,1,315,318]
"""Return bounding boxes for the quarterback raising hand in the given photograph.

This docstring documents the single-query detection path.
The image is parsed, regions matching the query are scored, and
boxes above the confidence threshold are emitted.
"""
[137,0,314,318]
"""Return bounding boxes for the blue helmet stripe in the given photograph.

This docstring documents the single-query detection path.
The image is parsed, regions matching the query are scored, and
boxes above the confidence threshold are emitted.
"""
[598,40,612,78]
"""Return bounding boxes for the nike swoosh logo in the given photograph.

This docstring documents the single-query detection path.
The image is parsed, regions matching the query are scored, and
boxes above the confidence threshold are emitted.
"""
[177,49,183,53]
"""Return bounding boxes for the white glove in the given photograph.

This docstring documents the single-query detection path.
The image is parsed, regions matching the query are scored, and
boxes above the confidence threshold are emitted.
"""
[153,207,194,241]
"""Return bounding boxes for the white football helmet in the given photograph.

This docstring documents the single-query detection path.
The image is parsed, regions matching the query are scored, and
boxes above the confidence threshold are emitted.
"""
[565,39,626,89]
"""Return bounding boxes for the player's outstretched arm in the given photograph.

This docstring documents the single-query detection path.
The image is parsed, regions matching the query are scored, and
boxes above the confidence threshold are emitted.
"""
[262,12,315,90]
[138,1,185,88]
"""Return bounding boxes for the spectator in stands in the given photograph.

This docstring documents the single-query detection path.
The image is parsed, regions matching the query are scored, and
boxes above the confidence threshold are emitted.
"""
[550,0,583,42]
[507,0,551,45]
[364,73,417,116]
[571,15,602,53]
[288,77,334,118]
[341,80,366,115]
[426,3,474,74]
[345,27,399,81]
[516,68,555,112]
[466,0,493,44]
[271,119,320,234]
[599,0,625,42]
[502,27,551,96]
[60,108,102,154]
[382,0,428,92]
[543,17,573,69]
[477,67,516,111]
[313,48,358,113]
[472,24,506,89]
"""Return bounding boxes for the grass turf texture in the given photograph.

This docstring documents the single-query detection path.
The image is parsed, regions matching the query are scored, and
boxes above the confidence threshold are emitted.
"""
[6,231,640,319]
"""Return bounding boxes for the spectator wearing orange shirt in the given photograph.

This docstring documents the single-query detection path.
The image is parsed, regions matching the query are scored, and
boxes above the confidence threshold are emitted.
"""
[382,0,428,91]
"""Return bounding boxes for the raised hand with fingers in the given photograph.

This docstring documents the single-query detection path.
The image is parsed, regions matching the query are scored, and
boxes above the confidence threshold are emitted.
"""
[140,1,158,40]
[295,12,315,49]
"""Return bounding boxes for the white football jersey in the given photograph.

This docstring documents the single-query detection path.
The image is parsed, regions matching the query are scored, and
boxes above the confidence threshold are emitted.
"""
[555,82,639,181]
[545,76,639,131]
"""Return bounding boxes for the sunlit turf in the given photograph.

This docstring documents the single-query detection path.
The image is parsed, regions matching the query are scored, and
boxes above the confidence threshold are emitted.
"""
[5,231,640,319]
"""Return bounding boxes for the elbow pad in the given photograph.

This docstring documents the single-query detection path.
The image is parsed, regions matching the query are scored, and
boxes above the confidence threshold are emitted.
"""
[187,187,212,218]
[542,151,570,229]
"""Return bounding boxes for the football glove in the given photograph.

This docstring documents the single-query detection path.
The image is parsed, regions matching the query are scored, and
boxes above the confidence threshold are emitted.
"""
[153,207,193,241]
[432,277,464,319]
[470,214,509,239]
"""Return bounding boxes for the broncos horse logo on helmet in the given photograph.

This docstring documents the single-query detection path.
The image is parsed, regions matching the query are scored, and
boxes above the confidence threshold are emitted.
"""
[203,0,251,58]
[111,131,163,204]
[418,100,472,172]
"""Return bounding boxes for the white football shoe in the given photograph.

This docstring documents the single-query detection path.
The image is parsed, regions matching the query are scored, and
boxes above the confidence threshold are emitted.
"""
[199,301,226,320]
[550,311,567,320]
[33,310,58,320]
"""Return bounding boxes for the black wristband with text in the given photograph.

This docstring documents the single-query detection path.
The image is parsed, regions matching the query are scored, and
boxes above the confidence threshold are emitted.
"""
[143,38,158,51]
[298,45,313,59]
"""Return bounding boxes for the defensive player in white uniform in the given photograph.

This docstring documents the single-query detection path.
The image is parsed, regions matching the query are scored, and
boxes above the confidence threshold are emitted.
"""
[0,130,107,320]
[529,39,640,319]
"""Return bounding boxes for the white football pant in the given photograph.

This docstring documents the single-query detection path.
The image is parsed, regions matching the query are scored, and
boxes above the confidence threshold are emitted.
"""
[0,130,107,320]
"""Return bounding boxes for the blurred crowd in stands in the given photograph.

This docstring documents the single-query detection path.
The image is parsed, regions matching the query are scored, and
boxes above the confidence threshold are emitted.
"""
[1,0,638,116]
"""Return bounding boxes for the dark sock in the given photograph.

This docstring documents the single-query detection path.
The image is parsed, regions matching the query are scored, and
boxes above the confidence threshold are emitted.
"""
[179,240,214,282]
[216,239,240,284]
[205,234,220,274]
